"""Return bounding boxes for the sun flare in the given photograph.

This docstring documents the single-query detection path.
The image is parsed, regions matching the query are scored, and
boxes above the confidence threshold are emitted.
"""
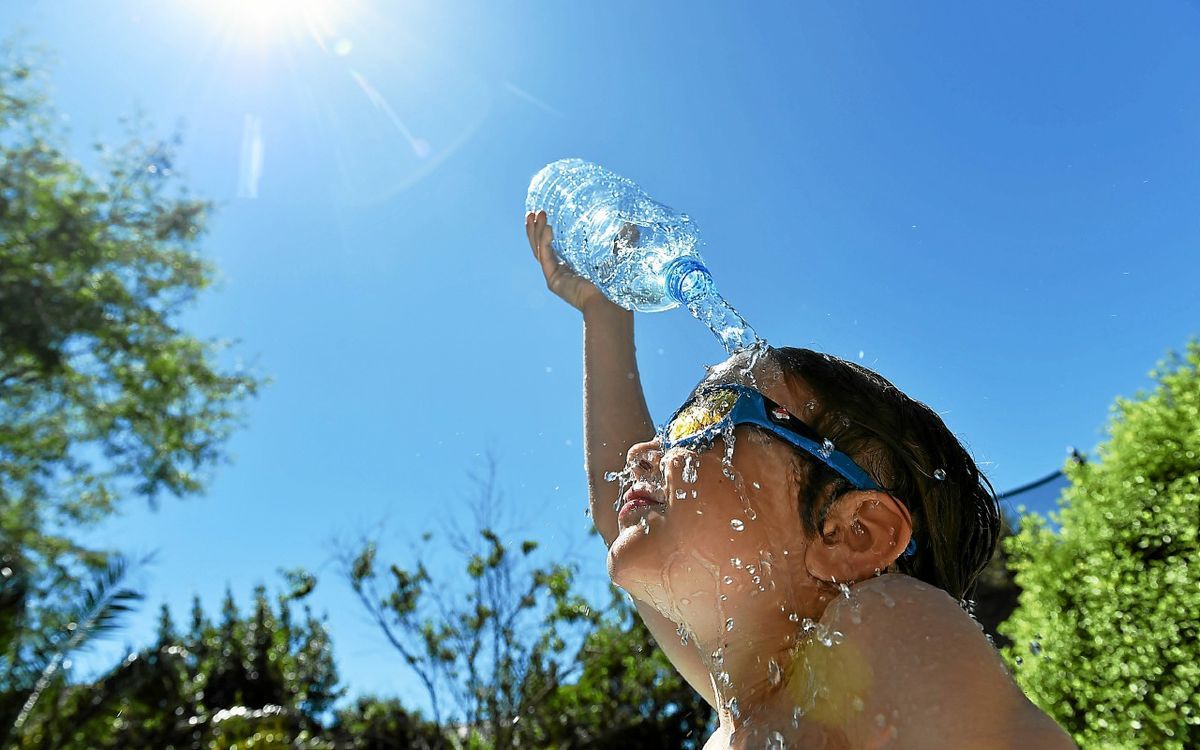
[192,0,351,48]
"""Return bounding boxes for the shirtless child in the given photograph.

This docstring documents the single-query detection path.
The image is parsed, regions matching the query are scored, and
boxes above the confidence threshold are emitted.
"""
[525,210,1077,749]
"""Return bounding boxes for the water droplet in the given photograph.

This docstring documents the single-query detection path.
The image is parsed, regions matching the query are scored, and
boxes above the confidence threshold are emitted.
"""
[676,622,689,645]
[933,468,947,481]
[722,576,734,585]
[728,697,740,718]
[675,489,687,499]
[767,658,782,686]
[751,481,761,490]
[768,729,787,749]
[788,612,800,623]
[1029,640,1042,656]
[730,519,745,532]
[818,438,834,459]
[639,516,650,535]
[682,455,699,483]
[1014,656,1023,666]
[725,618,734,631]
[731,557,743,568]
[805,399,817,411]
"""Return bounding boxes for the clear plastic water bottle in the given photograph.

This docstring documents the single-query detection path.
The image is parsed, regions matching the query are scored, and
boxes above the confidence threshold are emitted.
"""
[526,158,760,351]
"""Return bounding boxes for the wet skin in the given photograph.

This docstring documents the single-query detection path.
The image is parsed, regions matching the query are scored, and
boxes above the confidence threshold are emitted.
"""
[523,211,1074,749]
[607,351,1075,749]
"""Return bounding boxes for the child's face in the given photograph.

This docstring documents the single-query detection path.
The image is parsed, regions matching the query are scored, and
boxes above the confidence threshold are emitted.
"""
[607,351,833,630]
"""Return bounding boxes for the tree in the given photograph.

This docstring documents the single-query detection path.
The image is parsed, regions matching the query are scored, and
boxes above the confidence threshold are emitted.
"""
[0,47,262,745]
[529,588,714,749]
[20,583,341,750]
[344,457,714,749]
[344,457,594,749]
[1001,341,1200,749]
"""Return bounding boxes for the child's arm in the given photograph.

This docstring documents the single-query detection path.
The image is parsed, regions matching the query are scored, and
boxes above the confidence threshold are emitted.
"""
[525,211,718,708]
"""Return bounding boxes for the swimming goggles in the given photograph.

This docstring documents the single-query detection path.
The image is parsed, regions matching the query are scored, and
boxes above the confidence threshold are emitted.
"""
[660,384,917,557]
[660,384,882,490]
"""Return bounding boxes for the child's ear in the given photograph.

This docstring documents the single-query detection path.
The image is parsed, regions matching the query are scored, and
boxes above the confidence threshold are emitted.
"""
[804,491,912,584]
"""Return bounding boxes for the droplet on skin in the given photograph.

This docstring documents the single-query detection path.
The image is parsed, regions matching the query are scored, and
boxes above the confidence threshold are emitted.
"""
[725,618,734,631]
[767,658,782,686]
[639,516,650,535]
[730,519,745,532]
[722,576,734,585]
[731,557,743,568]
[752,481,761,490]
[933,468,947,481]
[675,489,687,499]
[682,455,699,483]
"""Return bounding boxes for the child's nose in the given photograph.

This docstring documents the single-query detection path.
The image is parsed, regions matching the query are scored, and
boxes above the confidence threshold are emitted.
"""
[626,438,663,478]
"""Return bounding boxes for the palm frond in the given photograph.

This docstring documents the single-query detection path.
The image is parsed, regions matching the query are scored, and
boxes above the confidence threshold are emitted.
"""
[7,553,144,738]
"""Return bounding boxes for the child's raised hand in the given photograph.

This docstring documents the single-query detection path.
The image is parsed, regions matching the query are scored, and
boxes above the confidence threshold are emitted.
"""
[524,210,615,314]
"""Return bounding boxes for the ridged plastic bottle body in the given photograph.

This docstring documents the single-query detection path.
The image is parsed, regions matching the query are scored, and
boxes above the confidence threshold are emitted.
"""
[525,158,709,312]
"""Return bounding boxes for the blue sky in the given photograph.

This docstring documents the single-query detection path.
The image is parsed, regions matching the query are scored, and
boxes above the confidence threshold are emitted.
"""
[5,0,1198,710]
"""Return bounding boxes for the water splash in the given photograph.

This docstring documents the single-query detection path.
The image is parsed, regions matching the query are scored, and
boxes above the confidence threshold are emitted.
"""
[678,273,762,353]
[682,454,699,483]
[767,658,783,687]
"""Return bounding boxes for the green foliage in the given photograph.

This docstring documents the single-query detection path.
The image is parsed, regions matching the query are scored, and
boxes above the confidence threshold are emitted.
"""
[328,696,444,750]
[527,588,713,749]
[345,457,713,749]
[1002,340,1200,749]
[10,583,341,750]
[0,45,262,745]
[344,460,592,749]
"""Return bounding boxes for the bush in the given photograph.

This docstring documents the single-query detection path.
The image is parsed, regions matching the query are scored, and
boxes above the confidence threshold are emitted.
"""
[1002,341,1200,749]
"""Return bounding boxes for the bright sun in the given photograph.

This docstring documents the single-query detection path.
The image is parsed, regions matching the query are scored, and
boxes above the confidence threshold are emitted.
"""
[196,0,351,48]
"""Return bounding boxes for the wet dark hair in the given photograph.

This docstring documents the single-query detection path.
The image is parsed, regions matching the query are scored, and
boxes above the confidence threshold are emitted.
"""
[770,347,1001,601]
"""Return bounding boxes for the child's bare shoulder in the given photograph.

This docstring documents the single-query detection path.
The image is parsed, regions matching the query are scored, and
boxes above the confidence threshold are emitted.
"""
[823,575,1076,748]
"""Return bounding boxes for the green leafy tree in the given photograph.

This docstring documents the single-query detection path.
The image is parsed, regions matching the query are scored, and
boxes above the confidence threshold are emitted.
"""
[29,583,341,750]
[345,458,713,749]
[528,588,713,749]
[0,47,261,744]
[344,458,594,749]
[1002,341,1200,749]
[327,696,444,750]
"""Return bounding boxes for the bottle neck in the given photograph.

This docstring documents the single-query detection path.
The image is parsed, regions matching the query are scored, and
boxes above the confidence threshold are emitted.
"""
[664,257,713,305]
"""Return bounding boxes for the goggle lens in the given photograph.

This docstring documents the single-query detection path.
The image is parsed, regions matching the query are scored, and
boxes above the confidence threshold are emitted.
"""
[665,389,738,443]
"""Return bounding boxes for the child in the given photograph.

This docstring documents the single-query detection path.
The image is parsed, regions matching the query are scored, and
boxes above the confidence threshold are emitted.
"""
[526,210,1075,749]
